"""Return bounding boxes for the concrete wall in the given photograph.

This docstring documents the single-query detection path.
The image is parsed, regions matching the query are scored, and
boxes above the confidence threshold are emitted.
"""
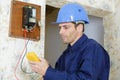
[46,0,113,17]
[0,0,45,80]
[104,0,120,79]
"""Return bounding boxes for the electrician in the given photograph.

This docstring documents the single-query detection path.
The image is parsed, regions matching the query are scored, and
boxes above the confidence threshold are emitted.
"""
[29,3,110,80]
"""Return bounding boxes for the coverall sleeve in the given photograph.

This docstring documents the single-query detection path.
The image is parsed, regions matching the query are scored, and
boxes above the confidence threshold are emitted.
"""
[43,44,109,80]
[44,65,92,80]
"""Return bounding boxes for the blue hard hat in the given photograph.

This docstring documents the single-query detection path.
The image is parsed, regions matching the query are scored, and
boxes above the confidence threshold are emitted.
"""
[55,3,89,24]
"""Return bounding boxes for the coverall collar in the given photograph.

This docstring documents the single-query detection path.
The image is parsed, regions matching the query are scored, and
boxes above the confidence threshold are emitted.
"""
[67,33,88,52]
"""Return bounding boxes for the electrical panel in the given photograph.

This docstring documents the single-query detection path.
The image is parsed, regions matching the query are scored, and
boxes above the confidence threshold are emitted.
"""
[9,1,41,41]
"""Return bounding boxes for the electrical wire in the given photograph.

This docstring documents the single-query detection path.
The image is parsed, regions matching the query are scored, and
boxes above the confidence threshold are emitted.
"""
[13,18,40,79]
[20,38,34,74]
[20,29,34,73]
[14,30,28,80]
[14,22,39,79]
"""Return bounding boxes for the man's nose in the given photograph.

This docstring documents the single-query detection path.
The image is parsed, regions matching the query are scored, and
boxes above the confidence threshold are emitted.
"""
[59,28,64,35]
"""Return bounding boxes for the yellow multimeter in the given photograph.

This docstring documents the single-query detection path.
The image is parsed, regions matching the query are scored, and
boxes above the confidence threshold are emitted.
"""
[26,52,40,62]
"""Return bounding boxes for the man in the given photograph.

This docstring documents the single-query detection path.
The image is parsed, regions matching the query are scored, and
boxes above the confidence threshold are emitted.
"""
[29,3,110,80]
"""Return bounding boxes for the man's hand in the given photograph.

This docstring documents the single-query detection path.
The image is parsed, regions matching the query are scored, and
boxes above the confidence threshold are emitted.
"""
[28,57,49,76]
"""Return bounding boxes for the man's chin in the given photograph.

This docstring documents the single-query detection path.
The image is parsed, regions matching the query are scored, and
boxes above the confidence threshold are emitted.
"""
[63,41,69,44]
[63,42,68,44]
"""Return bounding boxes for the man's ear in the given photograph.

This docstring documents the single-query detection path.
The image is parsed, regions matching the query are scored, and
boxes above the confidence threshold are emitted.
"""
[76,24,83,32]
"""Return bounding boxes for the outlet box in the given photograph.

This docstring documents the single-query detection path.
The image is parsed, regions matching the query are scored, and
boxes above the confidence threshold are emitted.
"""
[9,1,41,41]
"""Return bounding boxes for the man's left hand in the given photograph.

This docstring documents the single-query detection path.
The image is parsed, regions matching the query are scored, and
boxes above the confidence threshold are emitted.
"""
[28,57,49,76]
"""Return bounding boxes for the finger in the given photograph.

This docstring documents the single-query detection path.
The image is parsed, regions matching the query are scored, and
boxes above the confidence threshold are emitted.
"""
[30,65,40,73]
[29,61,38,65]
[39,57,44,61]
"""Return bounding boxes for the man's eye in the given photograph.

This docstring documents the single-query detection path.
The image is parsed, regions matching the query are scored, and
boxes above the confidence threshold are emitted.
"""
[58,27,61,29]
[64,26,68,29]
[64,27,67,29]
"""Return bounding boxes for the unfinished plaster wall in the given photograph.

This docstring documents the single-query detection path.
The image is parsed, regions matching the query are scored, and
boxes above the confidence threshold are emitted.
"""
[47,0,113,17]
[0,0,45,80]
[104,0,120,79]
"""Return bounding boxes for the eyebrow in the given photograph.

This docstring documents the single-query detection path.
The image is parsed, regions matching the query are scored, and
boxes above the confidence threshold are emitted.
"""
[59,25,69,28]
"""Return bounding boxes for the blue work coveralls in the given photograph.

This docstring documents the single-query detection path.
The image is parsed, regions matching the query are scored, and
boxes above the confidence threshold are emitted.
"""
[44,34,110,80]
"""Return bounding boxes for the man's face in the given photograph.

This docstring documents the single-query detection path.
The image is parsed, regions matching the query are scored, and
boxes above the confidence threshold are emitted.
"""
[59,22,83,45]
